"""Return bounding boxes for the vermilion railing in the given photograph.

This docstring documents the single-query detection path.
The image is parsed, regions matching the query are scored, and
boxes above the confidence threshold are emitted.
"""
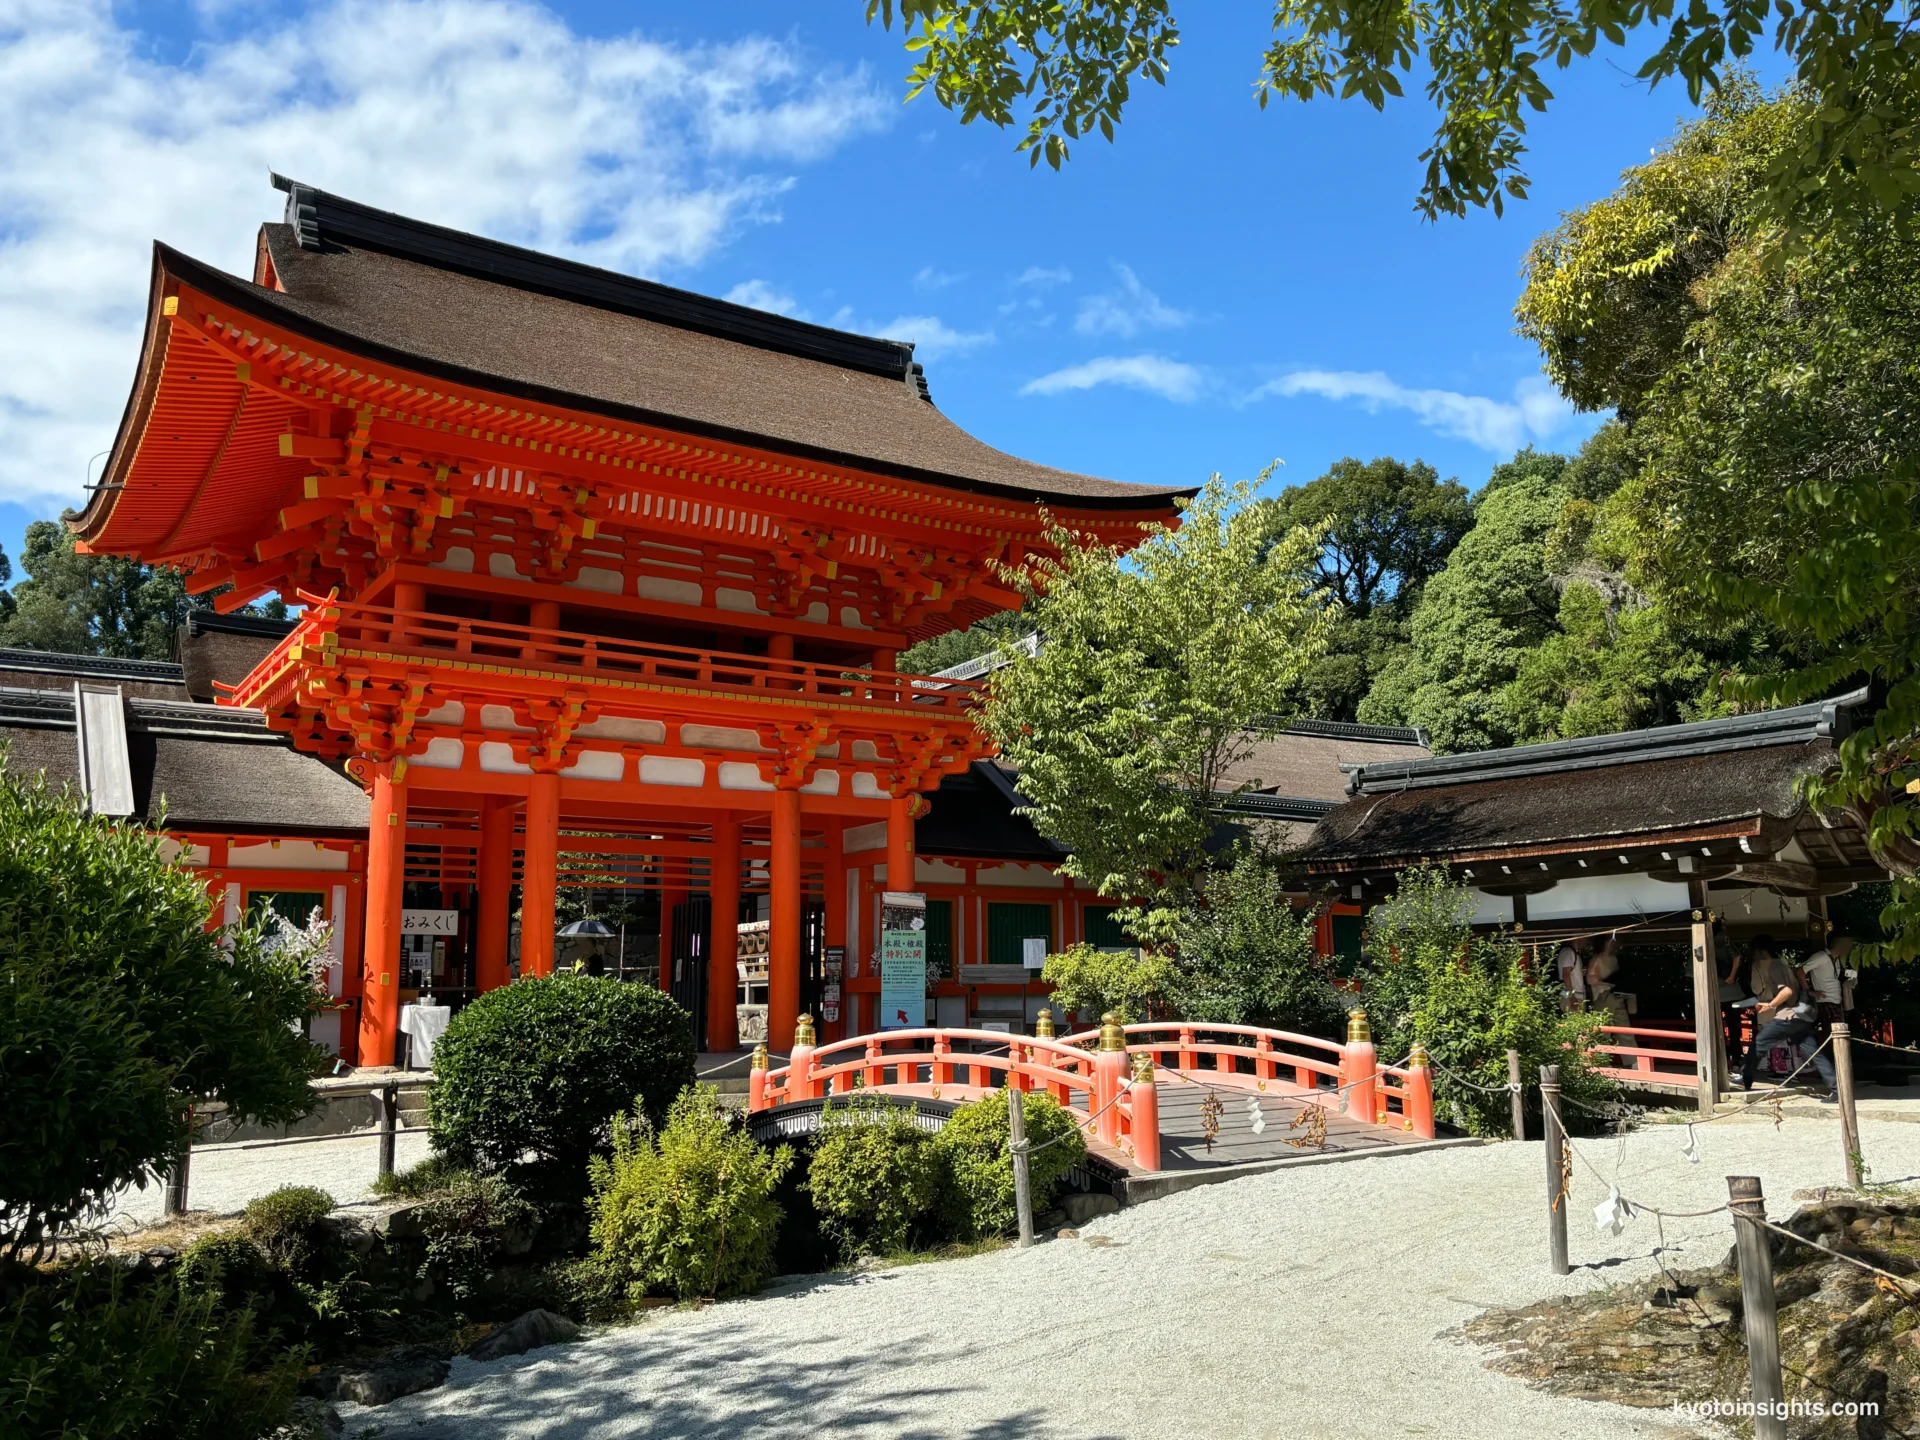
[1593,1024,1699,1086]
[754,1027,1161,1170]
[228,598,982,717]
[1060,1020,1435,1139]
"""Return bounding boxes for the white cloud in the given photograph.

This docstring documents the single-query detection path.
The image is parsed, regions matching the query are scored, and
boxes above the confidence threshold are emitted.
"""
[865,314,994,362]
[1021,354,1202,403]
[1253,370,1577,452]
[0,0,888,515]
[725,279,806,318]
[1074,263,1190,339]
[913,264,964,291]
[1013,265,1071,288]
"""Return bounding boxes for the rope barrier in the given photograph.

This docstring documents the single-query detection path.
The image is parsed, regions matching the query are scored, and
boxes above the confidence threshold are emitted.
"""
[1754,1218,1920,1298]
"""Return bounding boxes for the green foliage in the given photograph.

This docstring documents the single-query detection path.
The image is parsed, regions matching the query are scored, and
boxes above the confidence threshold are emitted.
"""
[587,1085,792,1301]
[898,609,1034,678]
[932,1090,1086,1240]
[240,1186,335,1275]
[0,761,322,1259]
[369,1152,470,1200]
[428,972,696,1187]
[873,2,1920,229]
[1,1258,303,1440]
[806,1097,945,1260]
[1258,456,1470,721]
[175,1232,275,1307]
[1165,851,1346,1031]
[980,476,1331,912]
[415,1172,538,1301]
[1359,867,1615,1135]
[1041,941,1175,1024]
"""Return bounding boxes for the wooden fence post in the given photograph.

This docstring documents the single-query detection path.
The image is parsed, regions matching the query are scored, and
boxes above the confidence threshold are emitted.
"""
[1508,1049,1526,1140]
[1727,1175,1787,1440]
[378,1080,398,1180]
[163,1107,192,1217]
[1832,1022,1864,1190]
[1007,1086,1034,1248]
[1541,1063,1569,1276]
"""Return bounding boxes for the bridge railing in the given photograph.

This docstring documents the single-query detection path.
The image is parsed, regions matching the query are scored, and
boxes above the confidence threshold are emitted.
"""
[1593,1024,1698,1086]
[1061,1018,1436,1140]
[752,1027,1163,1170]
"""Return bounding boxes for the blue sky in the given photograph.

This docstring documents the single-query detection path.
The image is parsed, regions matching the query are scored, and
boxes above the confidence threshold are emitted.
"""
[0,1,1762,581]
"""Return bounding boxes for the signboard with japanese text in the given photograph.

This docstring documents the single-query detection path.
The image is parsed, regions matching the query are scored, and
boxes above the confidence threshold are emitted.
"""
[879,891,927,1030]
[401,909,460,936]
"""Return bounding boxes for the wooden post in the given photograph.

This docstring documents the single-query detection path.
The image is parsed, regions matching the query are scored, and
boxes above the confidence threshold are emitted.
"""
[1689,884,1719,1117]
[474,795,514,992]
[1833,1021,1864,1189]
[520,771,560,977]
[1007,1084,1035,1248]
[1508,1048,1526,1141]
[1727,1175,1787,1440]
[1541,1063,1570,1276]
[769,786,803,1050]
[163,1107,192,1217]
[378,1080,398,1180]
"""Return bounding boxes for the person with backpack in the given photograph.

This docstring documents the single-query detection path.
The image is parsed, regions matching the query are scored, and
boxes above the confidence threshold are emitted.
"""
[1733,935,1837,1101]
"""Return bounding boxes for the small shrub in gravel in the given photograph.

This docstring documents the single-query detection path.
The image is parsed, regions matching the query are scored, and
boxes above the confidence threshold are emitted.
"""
[429,973,696,1190]
[415,1172,538,1301]
[933,1091,1085,1241]
[588,1085,792,1300]
[176,1231,275,1306]
[243,1185,336,1273]
[807,1096,944,1260]
[370,1152,468,1200]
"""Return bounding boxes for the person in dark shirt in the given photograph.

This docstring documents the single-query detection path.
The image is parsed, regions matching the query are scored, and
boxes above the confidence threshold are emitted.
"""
[1734,935,1836,1100]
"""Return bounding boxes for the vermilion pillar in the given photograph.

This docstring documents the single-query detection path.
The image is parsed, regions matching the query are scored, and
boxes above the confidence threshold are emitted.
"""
[359,767,408,1066]
[886,794,915,893]
[658,879,683,993]
[521,772,560,976]
[707,817,741,1052]
[769,787,803,1050]
[474,795,514,991]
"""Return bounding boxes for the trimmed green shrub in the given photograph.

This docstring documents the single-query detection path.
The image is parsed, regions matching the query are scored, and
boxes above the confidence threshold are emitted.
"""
[1,1258,303,1439]
[369,1151,469,1200]
[429,973,696,1188]
[807,1096,944,1260]
[0,763,323,1259]
[415,1171,538,1301]
[588,1085,792,1300]
[241,1185,335,1274]
[933,1091,1087,1240]
[175,1232,274,1307]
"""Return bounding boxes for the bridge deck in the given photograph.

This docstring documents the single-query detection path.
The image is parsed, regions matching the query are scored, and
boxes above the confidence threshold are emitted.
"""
[1147,1073,1430,1172]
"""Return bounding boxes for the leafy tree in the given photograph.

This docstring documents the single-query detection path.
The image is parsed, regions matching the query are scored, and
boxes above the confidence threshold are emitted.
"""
[0,520,285,660]
[1164,849,1347,1032]
[898,608,1034,677]
[1,762,323,1259]
[864,3,1920,225]
[1041,941,1177,1022]
[979,476,1332,914]
[0,538,14,626]
[1516,81,1920,954]
[1260,456,1470,719]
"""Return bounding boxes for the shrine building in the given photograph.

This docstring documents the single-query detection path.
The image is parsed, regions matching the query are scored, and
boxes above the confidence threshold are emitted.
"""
[70,175,1200,1066]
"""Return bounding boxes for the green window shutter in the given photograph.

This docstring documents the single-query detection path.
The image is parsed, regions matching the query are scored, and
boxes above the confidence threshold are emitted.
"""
[926,899,953,976]
[1083,905,1130,948]
[248,890,328,930]
[987,902,1054,967]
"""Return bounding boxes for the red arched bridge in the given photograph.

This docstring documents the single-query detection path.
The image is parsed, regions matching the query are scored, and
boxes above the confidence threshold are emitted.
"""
[747,1011,1436,1178]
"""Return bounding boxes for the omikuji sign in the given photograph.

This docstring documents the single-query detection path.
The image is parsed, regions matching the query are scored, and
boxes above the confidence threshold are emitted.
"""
[879,891,927,1030]
[400,910,460,936]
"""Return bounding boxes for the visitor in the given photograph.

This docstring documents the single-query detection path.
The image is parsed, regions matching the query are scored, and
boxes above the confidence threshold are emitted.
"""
[1801,926,1852,1023]
[1743,936,1793,1073]
[1555,940,1587,1011]
[1734,937,1836,1100]
[1586,934,1630,1027]
[1718,937,1748,1066]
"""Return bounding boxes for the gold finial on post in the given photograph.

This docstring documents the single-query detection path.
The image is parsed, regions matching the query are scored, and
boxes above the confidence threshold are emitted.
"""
[794,1013,817,1046]
[1408,1043,1430,1068]
[1034,1007,1055,1039]
[750,1043,769,1071]
[1099,1012,1127,1052]
[1347,1009,1371,1044]
[1132,1052,1155,1082]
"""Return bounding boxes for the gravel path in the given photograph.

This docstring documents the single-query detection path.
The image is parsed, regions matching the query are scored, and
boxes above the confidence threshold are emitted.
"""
[343,1112,1920,1440]
[107,1129,434,1231]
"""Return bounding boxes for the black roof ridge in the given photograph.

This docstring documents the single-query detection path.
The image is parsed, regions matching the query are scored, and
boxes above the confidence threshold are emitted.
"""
[270,174,916,382]
[0,686,77,727]
[1346,689,1868,796]
[0,647,185,683]
[186,610,298,639]
[1222,792,1339,821]
[1270,717,1430,747]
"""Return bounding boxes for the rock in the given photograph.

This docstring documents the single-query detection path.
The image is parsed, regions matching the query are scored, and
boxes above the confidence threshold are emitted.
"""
[321,1215,378,1256]
[1062,1193,1120,1225]
[319,1345,450,1407]
[1056,1228,1080,1240]
[466,1309,581,1363]
[276,1397,343,1438]
[1038,1209,1066,1230]
[377,1203,432,1241]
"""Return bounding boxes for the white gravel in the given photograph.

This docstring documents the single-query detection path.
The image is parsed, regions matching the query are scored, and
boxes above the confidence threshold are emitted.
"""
[341,1111,1920,1440]
[107,1129,434,1231]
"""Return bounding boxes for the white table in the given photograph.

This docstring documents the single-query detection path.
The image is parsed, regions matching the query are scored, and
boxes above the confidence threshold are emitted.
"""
[399,1000,451,1070]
